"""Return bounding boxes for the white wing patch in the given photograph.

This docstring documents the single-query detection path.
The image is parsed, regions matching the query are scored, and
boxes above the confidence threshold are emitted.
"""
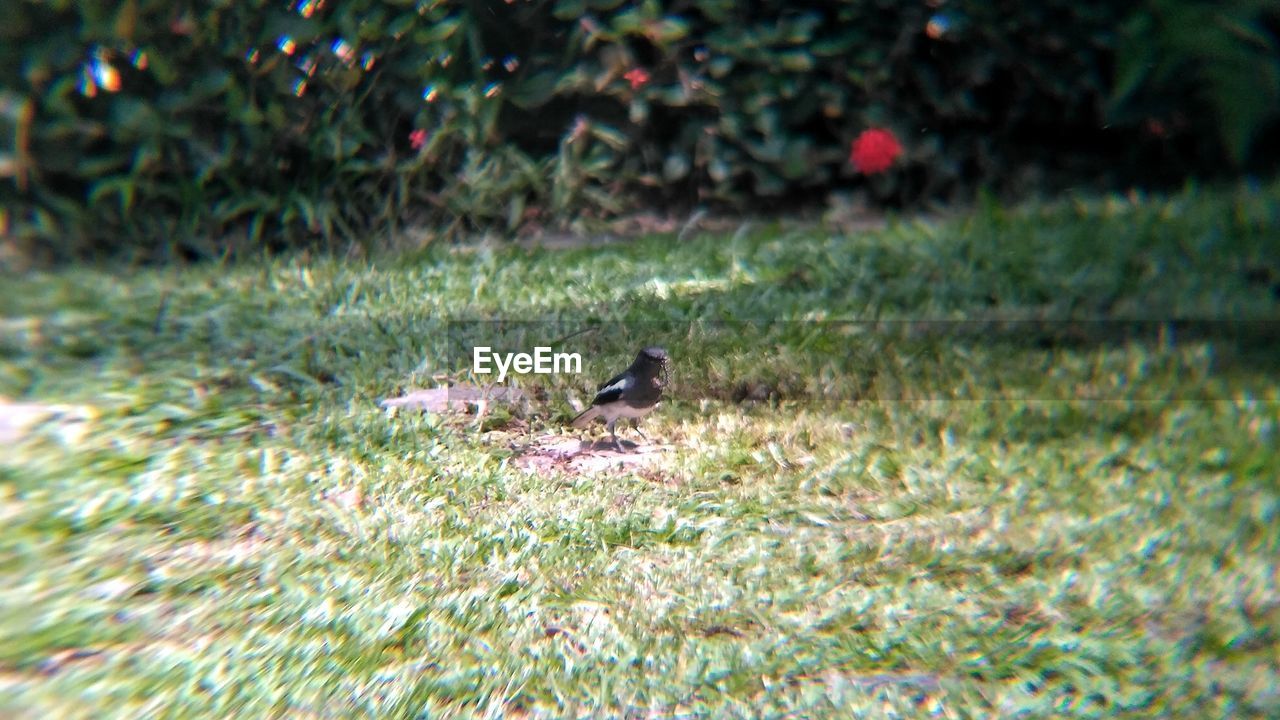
[597,376,633,396]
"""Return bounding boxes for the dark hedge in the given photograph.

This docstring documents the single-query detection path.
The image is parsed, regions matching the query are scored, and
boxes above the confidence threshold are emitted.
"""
[1,0,1277,260]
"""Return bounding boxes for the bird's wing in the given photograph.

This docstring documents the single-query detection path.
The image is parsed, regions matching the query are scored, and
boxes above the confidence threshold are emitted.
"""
[592,372,633,405]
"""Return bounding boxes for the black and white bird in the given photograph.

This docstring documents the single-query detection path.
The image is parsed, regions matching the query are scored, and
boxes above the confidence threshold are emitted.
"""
[571,346,670,451]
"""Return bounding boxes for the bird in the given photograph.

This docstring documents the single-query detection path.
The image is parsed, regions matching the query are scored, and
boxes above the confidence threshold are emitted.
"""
[571,346,670,451]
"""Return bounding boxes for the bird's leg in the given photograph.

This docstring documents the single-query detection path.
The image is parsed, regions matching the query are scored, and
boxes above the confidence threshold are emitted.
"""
[631,418,649,442]
[607,419,624,452]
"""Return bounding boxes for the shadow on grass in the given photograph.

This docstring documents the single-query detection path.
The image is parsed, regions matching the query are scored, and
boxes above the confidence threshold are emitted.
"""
[443,316,1280,403]
[6,183,1279,430]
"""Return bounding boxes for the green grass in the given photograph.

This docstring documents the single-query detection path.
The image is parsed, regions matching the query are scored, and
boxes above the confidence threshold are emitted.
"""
[2,183,1279,718]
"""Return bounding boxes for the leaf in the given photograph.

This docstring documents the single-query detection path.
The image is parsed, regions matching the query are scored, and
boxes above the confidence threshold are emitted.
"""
[506,194,525,230]
[507,71,560,109]
[589,122,629,151]
[779,50,815,73]
[142,48,179,86]
[88,175,136,213]
[780,139,812,180]
[1206,56,1279,165]
[386,13,416,38]
[421,15,460,41]
[552,0,587,21]
[76,153,131,178]
[650,17,690,44]
[113,0,138,41]
[629,98,649,124]
[708,157,730,183]
[663,153,690,181]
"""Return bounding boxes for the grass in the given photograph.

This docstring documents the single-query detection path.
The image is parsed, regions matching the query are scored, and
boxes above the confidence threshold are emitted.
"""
[1,182,1278,718]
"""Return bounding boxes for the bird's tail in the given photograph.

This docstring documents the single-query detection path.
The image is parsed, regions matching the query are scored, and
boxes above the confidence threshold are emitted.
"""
[570,406,601,428]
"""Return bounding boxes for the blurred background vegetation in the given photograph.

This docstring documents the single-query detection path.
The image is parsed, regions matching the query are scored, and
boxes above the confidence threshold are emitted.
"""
[2,0,1278,263]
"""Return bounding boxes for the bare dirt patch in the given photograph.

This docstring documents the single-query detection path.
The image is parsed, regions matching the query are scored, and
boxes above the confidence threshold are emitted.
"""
[380,385,529,414]
[383,385,675,477]
[0,397,93,444]
[511,434,674,476]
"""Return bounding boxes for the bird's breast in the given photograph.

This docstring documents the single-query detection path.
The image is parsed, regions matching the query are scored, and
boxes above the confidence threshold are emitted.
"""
[599,402,658,421]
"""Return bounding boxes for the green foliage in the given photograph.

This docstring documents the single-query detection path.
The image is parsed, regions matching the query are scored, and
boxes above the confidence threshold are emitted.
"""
[0,1,1276,260]
[1111,0,1280,167]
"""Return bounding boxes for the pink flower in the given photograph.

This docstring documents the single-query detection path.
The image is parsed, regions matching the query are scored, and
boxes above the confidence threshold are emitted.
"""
[409,129,428,150]
[624,67,651,90]
[850,128,903,175]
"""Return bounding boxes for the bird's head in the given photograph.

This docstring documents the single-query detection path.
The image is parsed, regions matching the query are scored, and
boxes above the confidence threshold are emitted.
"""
[639,346,668,364]
[636,346,670,386]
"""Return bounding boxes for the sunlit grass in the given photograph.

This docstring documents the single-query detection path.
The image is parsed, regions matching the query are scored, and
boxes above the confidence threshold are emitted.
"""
[1,183,1278,718]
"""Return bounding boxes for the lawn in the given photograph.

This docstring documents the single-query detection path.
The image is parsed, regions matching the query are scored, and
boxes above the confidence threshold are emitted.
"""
[1,185,1278,718]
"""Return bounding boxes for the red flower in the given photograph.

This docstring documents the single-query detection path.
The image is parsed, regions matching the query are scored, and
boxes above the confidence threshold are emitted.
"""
[624,67,651,90]
[409,129,428,150]
[849,128,903,174]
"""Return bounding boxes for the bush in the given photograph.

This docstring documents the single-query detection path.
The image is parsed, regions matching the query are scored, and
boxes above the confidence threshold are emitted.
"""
[1,0,1277,261]
[1111,0,1280,168]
